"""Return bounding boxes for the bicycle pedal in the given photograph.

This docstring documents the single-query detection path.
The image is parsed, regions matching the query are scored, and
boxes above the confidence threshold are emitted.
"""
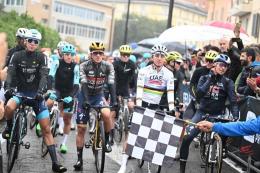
[23,142,30,149]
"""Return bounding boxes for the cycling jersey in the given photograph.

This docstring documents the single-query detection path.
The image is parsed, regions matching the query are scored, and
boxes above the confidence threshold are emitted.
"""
[6,50,48,93]
[136,64,175,110]
[113,59,135,97]
[48,59,79,97]
[197,72,239,117]
[80,60,116,104]
[189,66,210,99]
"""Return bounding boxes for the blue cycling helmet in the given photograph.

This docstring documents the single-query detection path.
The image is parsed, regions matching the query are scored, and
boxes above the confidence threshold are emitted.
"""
[62,43,75,54]
[213,54,231,65]
[129,55,137,63]
[143,52,152,59]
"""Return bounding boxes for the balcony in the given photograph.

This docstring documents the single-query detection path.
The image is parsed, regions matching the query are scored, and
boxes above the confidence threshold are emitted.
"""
[230,0,253,16]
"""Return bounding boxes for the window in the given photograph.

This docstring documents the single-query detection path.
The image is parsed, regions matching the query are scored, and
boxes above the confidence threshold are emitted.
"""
[54,1,105,22]
[5,0,23,5]
[56,20,106,40]
[43,4,49,10]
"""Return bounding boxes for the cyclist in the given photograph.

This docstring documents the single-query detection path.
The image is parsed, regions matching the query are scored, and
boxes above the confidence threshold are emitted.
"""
[46,43,79,154]
[117,45,175,173]
[179,54,239,173]
[140,52,152,69]
[74,42,117,171]
[113,45,135,108]
[5,28,28,67]
[50,41,68,135]
[184,50,219,119]
[2,29,67,172]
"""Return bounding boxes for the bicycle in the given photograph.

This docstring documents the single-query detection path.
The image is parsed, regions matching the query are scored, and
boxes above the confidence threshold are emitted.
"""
[113,96,131,143]
[198,115,232,173]
[6,94,33,173]
[41,99,61,157]
[85,105,109,173]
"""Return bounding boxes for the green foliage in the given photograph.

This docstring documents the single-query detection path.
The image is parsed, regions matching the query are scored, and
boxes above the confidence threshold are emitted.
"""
[113,13,167,50]
[0,10,60,49]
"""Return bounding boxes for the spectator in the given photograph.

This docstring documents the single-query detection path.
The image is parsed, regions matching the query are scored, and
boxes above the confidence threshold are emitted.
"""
[237,47,258,96]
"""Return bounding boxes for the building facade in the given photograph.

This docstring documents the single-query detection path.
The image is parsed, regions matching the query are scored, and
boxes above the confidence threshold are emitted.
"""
[230,0,260,43]
[2,0,115,52]
[99,0,207,26]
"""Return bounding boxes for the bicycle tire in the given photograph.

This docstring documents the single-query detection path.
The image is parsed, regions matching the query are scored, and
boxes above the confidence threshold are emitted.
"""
[137,159,144,168]
[29,112,36,130]
[200,132,210,164]
[205,134,223,173]
[123,108,129,133]
[7,114,22,173]
[114,117,123,143]
[92,120,106,173]
[51,110,59,137]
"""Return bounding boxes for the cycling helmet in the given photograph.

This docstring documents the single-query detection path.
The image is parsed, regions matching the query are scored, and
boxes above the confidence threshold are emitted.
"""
[166,51,183,63]
[89,42,105,52]
[151,45,168,56]
[129,55,137,63]
[62,43,75,54]
[214,54,231,64]
[205,50,219,60]
[119,45,132,54]
[25,29,42,40]
[16,28,28,38]
[143,52,152,59]
[57,41,67,50]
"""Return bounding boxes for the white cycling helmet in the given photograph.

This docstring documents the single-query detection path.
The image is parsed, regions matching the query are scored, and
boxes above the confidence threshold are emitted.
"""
[25,29,42,40]
[57,41,68,50]
[214,54,231,65]
[151,44,168,56]
[16,28,28,38]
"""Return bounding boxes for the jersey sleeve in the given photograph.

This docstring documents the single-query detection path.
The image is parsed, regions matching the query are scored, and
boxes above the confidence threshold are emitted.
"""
[5,53,18,89]
[136,68,146,106]
[48,58,59,77]
[80,62,87,84]
[107,63,115,85]
[73,64,80,85]
[167,71,175,111]
[38,54,49,93]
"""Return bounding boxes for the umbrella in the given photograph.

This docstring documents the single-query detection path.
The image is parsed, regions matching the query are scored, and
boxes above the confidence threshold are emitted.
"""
[138,37,161,48]
[206,21,247,34]
[158,24,252,44]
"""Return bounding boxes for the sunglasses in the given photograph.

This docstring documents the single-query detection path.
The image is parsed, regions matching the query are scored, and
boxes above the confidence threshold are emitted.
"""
[27,39,39,45]
[217,62,229,68]
[92,51,104,56]
[63,53,72,56]
[121,53,130,57]
[205,59,214,63]
[175,61,182,65]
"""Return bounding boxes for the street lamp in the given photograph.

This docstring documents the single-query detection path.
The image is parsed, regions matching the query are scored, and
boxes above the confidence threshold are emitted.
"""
[123,0,131,44]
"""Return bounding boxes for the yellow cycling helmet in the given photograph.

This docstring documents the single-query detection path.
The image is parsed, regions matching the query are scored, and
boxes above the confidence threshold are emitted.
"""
[166,51,183,63]
[119,45,132,54]
[205,50,219,60]
[89,42,105,52]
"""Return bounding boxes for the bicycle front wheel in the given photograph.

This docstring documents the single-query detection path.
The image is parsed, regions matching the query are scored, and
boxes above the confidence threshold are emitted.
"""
[50,110,59,137]
[205,134,223,173]
[7,114,22,173]
[123,108,129,133]
[200,132,210,164]
[92,120,106,173]
[114,117,123,143]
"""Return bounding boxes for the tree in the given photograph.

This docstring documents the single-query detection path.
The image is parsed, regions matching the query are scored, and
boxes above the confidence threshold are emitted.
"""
[113,13,167,50]
[0,11,60,50]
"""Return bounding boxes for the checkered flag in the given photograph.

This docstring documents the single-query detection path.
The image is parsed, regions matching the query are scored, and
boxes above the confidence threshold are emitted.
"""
[126,106,185,167]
